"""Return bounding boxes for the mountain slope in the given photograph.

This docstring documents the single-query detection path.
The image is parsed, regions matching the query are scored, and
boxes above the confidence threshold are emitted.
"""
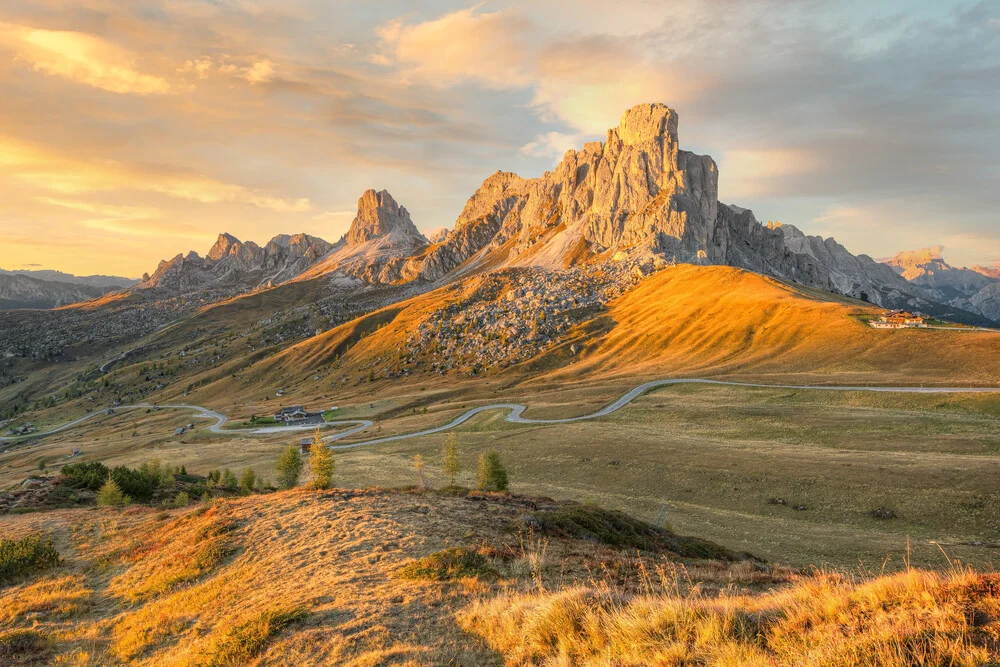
[0,273,108,310]
[239,264,1000,406]
[882,247,1000,322]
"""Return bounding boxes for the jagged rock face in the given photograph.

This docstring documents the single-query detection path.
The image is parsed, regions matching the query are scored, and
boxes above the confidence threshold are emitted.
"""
[298,189,428,284]
[402,104,719,280]
[345,190,426,246]
[140,232,332,293]
[717,206,832,290]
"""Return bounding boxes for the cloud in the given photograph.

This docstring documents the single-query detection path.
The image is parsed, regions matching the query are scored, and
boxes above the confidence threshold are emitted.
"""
[720,148,824,199]
[0,136,310,212]
[375,7,704,136]
[178,55,276,85]
[519,131,586,158]
[0,21,170,94]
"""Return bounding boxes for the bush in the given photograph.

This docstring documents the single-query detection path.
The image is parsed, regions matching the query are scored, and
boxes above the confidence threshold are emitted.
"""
[207,608,307,666]
[476,450,508,492]
[532,505,740,560]
[276,446,302,490]
[398,547,496,581]
[60,461,110,491]
[220,469,238,491]
[0,534,61,584]
[173,492,190,507]
[0,629,50,663]
[97,477,129,507]
[308,430,334,489]
[110,466,156,502]
[239,468,256,494]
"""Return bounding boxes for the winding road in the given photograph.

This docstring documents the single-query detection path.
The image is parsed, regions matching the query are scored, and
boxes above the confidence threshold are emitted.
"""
[3,379,1000,450]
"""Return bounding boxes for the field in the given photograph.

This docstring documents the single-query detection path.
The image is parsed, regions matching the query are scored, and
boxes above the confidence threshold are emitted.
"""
[327,383,1000,570]
[6,382,998,572]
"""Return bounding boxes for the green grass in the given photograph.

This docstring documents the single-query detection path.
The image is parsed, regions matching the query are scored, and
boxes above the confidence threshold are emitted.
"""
[332,384,1000,570]
[397,547,497,581]
[0,535,61,585]
[322,410,337,422]
[206,608,307,666]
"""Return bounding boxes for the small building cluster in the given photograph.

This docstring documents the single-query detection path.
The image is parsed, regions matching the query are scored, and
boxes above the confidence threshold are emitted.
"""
[274,406,308,422]
[869,310,927,329]
[5,422,36,436]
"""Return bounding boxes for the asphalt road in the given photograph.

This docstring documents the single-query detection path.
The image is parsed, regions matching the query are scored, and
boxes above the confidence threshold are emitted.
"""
[4,378,999,450]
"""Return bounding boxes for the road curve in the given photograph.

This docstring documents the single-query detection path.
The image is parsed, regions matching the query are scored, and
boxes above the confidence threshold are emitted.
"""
[3,379,999,449]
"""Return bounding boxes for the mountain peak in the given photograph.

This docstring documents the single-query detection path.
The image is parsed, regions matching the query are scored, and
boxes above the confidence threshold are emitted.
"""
[345,189,426,246]
[615,103,679,146]
[207,233,241,260]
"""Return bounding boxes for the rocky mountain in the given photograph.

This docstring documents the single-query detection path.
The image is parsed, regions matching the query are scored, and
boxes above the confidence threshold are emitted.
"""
[139,232,333,294]
[882,248,1000,323]
[297,189,428,284]
[0,273,108,310]
[383,103,994,325]
[0,268,135,290]
[82,104,1000,328]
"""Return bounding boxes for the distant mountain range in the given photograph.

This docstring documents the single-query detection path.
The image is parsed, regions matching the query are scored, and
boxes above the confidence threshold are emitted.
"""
[880,247,1000,323]
[126,103,999,327]
[10,103,999,328]
[0,269,136,310]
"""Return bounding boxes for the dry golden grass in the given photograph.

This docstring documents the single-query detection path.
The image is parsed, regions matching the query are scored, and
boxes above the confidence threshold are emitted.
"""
[0,487,997,665]
[459,566,1000,666]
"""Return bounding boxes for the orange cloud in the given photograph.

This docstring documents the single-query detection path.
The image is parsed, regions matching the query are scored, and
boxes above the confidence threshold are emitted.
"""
[0,136,310,212]
[0,21,170,95]
[375,8,704,136]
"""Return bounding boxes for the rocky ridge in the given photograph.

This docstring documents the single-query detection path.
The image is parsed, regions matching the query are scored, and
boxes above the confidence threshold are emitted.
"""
[882,248,1000,322]
[139,232,333,295]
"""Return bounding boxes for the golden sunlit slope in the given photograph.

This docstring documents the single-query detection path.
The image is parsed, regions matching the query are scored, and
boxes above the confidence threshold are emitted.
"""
[0,488,745,665]
[255,264,1000,397]
[550,264,1000,386]
[2,489,998,666]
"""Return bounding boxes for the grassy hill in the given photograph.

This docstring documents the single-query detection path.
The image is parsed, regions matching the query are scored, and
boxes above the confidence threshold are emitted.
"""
[0,488,997,666]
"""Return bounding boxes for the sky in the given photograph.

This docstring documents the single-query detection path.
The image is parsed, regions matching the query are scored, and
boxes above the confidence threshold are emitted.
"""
[0,0,997,278]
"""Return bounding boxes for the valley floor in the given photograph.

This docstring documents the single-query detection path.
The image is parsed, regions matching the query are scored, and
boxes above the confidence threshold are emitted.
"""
[3,382,999,571]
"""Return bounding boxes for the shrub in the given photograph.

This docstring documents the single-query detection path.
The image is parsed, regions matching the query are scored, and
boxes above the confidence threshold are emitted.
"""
[207,608,307,666]
[532,505,739,560]
[220,469,238,491]
[398,547,496,581]
[442,433,460,486]
[0,629,50,663]
[413,454,426,490]
[476,450,508,492]
[308,429,334,489]
[110,466,156,502]
[173,492,190,507]
[239,468,256,494]
[276,445,302,490]
[0,534,61,584]
[97,476,129,507]
[60,461,110,491]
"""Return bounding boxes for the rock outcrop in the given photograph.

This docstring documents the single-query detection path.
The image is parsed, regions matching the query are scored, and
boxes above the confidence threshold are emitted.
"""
[401,104,721,280]
[297,189,428,284]
[345,190,425,246]
[140,232,332,294]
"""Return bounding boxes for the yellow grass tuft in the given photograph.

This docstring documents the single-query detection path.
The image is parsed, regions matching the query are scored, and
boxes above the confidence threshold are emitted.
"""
[457,567,1000,666]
